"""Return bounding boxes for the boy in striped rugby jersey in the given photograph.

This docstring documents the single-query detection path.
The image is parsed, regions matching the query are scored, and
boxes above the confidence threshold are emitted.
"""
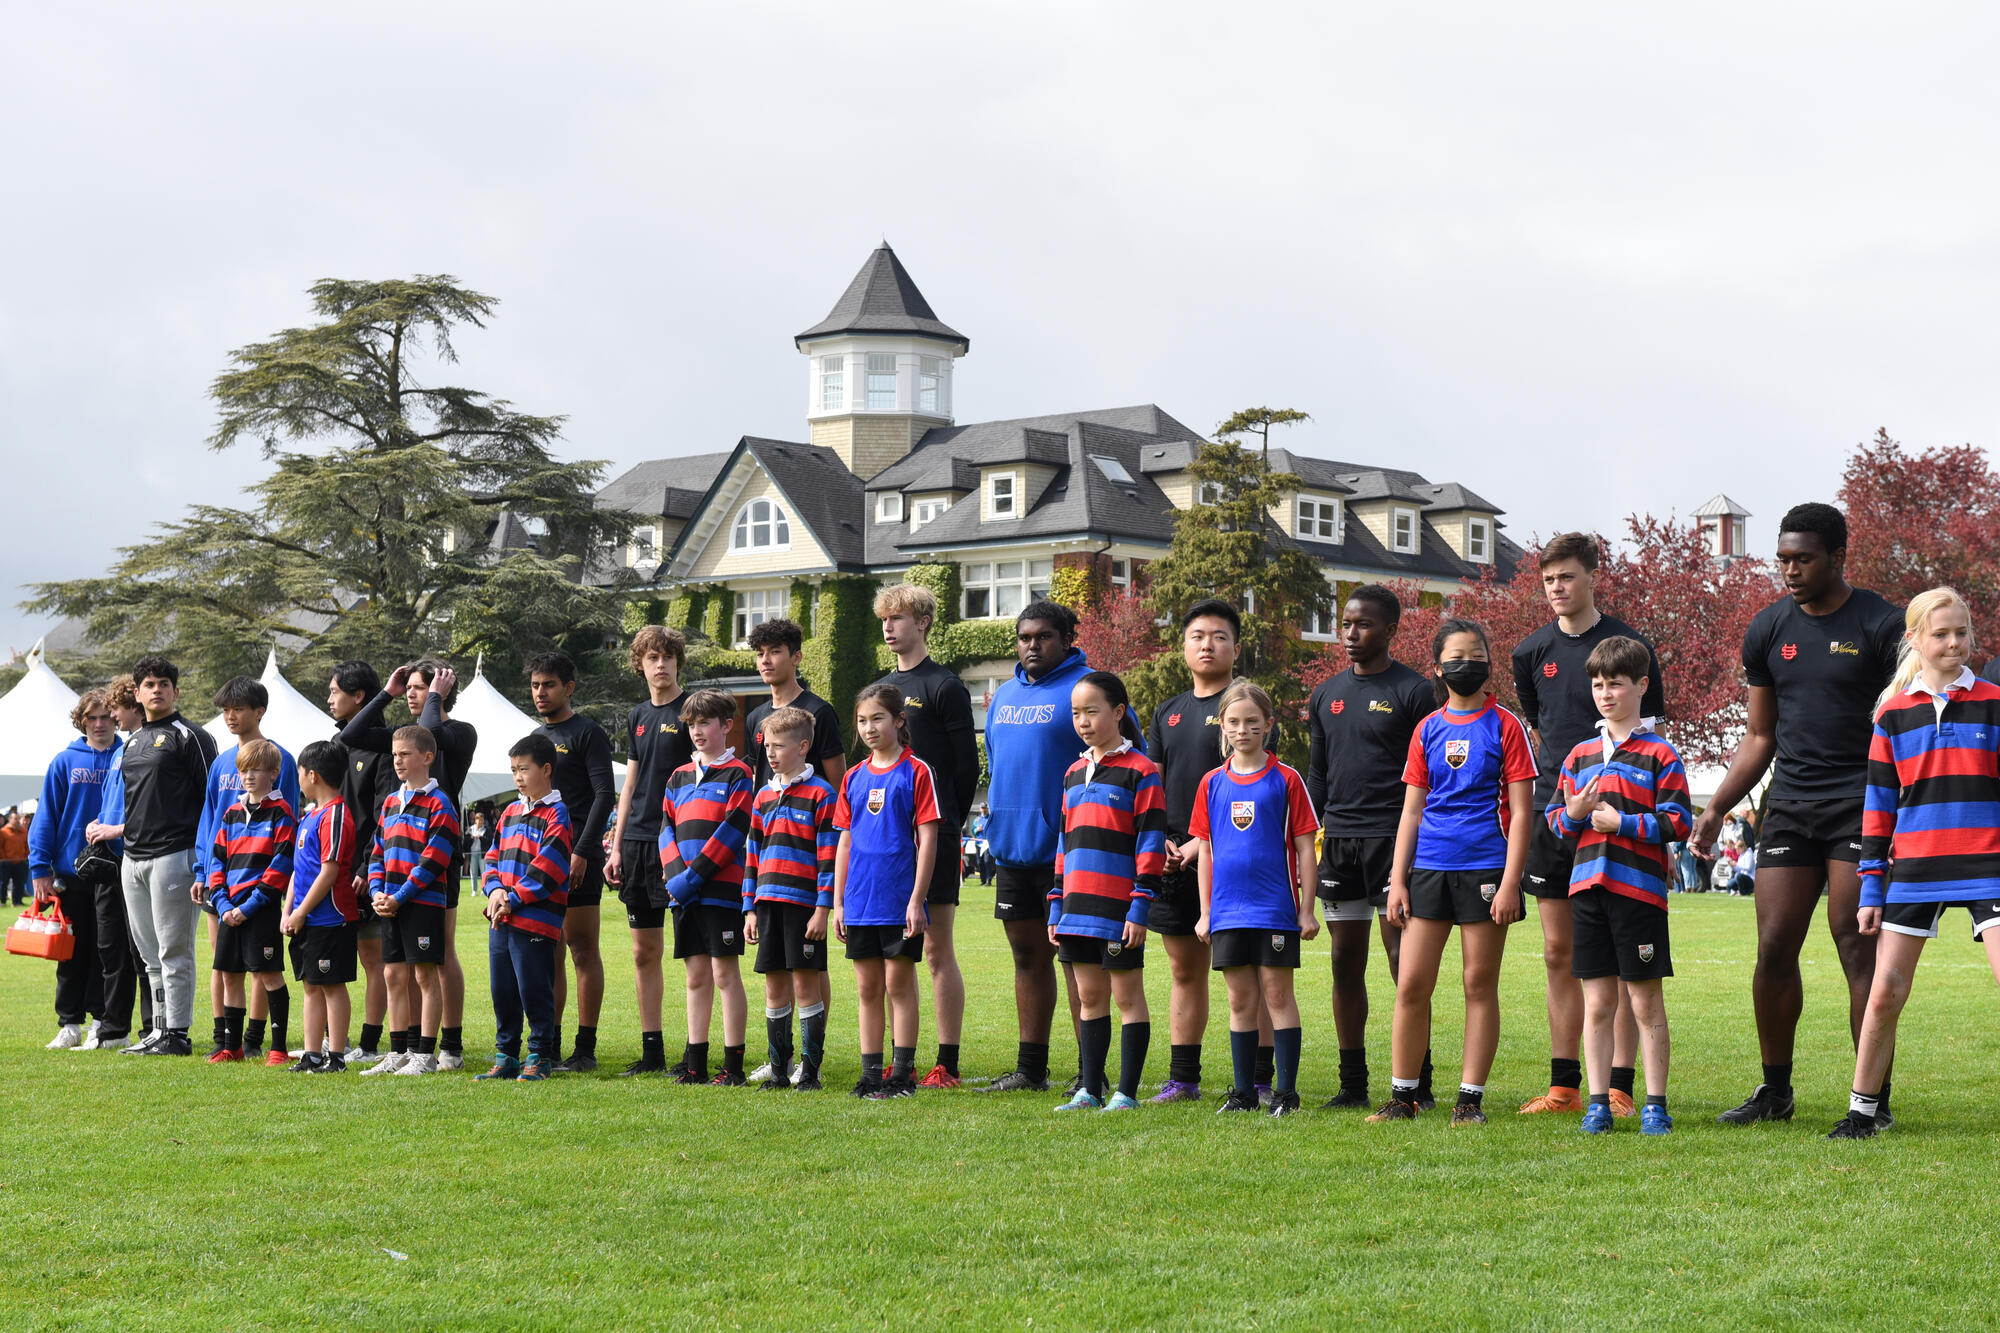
[361,726,460,1077]
[743,706,839,1091]
[476,734,574,1082]
[205,740,296,1064]
[1547,636,1690,1136]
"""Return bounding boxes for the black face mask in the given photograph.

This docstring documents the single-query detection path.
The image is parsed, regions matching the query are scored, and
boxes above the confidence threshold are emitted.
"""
[1438,660,1491,697]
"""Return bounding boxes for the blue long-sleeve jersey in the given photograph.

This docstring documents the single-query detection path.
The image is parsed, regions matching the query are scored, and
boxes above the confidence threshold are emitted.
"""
[196,743,300,884]
[28,736,122,879]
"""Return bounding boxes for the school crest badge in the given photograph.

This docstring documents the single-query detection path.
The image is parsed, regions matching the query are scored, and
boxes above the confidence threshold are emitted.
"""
[1330,699,1345,714]
[317,958,330,974]
[1270,934,1286,952]
[418,936,431,950]
[1542,662,1558,677]
[1107,942,1122,957]
[1479,882,1497,902]
[867,788,886,815]
[263,946,275,960]
[1638,942,1654,962]
[1445,738,1470,769]
[1780,643,1798,661]
[1231,800,1255,831]
[803,943,815,956]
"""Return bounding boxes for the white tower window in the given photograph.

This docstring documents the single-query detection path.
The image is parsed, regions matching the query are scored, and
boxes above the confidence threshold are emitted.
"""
[866,353,897,410]
[919,356,943,414]
[819,356,845,411]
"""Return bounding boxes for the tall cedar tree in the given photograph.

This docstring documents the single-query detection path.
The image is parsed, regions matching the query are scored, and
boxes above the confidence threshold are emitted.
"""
[28,277,633,709]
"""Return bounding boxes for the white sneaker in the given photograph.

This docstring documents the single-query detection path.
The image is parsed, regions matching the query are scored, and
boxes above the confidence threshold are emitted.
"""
[347,1047,387,1065]
[436,1050,464,1071]
[360,1051,408,1076]
[46,1024,84,1050]
[747,1062,774,1084]
[76,1022,110,1050]
[395,1052,438,1075]
[792,1060,805,1083]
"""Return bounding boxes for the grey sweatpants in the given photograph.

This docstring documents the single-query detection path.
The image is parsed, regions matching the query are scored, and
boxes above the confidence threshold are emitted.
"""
[121,851,200,1030]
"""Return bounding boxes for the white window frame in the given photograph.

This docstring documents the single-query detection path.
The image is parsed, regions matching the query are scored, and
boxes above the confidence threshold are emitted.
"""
[1466,516,1492,564]
[1303,603,1337,640]
[632,525,659,564]
[987,472,1018,519]
[1295,497,1341,542]
[1197,480,1224,506]
[729,498,792,553]
[1110,557,1131,590]
[819,356,845,411]
[1091,455,1134,484]
[1728,517,1746,556]
[918,355,943,414]
[875,491,903,523]
[1391,506,1418,554]
[732,588,784,645]
[960,558,1052,619]
[866,352,897,411]
[911,496,949,530]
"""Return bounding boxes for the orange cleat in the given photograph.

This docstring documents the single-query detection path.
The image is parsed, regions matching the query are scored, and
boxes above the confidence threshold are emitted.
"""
[916,1064,961,1089]
[206,1047,243,1064]
[1608,1089,1636,1118]
[1517,1086,1584,1114]
[265,1049,290,1067]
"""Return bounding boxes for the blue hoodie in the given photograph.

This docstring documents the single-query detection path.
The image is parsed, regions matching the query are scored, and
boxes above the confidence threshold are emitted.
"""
[984,647,1146,869]
[28,735,122,880]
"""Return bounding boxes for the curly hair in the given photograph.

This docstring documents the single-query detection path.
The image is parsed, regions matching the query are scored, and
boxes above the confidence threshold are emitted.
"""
[104,674,138,713]
[629,624,686,676]
[69,688,112,734]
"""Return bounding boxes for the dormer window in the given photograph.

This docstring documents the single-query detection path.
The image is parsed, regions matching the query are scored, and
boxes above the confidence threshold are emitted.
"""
[1091,455,1134,484]
[730,498,791,552]
[1467,516,1492,563]
[1391,506,1418,554]
[632,525,658,564]
[1296,497,1341,541]
[819,356,845,411]
[919,356,944,414]
[875,492,904,523]
[988,472,1017,519]
[912,497,949,529]
[1197,481,1224,505]
[866,353,897,410]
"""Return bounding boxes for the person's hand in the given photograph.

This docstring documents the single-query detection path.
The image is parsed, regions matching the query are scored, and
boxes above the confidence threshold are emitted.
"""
[1588,804,1622,835]
[431,666,457,702]
[1194,913,1211,944]
[1298,902,1321,942]
[744,911,759,944]
[830,905,846,944]
[1564,776,1602,823]
[31,876,55,904]
[1047,923,1061,948]
[385,665,412,696]
[1162,840,1185,873]
[1689,806,1723,858]
[1491,880,1524,926]
[1385,882,1411,928]
[570,853,587,885]
[806,907,828,941]
[85,820,108,844]
[1858,905,1882,936]
[223,907,245,926]
[606,844,623,886]
[1122,919,1146,950]
[905,898,926,939]
[279,910,297,936]
[190,882,206,904]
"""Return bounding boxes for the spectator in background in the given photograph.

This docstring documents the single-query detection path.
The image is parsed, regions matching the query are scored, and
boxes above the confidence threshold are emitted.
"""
[1,809,30,905]
[29,690,121,1048]
[1731,842,1758,897]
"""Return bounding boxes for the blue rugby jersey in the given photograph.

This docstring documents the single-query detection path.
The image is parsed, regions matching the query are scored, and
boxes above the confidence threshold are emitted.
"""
[207,794,296,919]
[1189,755,1319,933]
[1545,723,1693,910]
[1049,746,1168,940]
[659,751,755,910]
[368,781,460,909]
[290,798,357,927]
[834,748,941,927]
[484,791,573,940]
[745,772,839,911]
[1859,671,2000,907]
[1401,698,1537,871]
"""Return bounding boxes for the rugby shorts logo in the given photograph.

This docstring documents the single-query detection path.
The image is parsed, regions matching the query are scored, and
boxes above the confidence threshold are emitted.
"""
[1107,941,1122,956]
[997,901,1012,911]
[1479,882,1497,902]
[317,958,330,973]
[1542,662,1558,677]
[1231,800,1255,831]
[804,942,814,956]
[722,931,736,943]
[1329,700,1345,715]
[1780,643,1798,660]
[627,913,640,927]
[1527,874,1547,885]
[1270,934,1286,951]
[867,788,886,815]
[263,945,275,960]
[418,936,431,950]
[1637,943,1655,962]
[1764,845,1789,855]
[1848,841,1863,852]
[1445,738,1470,769]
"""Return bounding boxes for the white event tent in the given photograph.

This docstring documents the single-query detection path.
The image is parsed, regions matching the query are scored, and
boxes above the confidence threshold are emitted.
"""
[0,640,82,804]
[204,648,337,757]
[452,656,556,804]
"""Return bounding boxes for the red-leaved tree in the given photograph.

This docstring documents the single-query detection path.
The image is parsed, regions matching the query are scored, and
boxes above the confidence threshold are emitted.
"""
[1073,587,1168,673]
[1838,428,2000,644]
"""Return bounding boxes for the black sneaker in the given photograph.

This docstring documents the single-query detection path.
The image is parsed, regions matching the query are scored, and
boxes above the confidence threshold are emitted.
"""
[1716,1083,1794,1125]
[851,1075,885,1099]
[1065,1072,1084,1096]
[616,1056,668,1078]
[791,1072,823,1092]
[289,1052,324,1073]
[1827,1113,1879,1141]
[710,1068,748,1087]
[144,1031,193,1056]
[668,1062,709,1085]
[243,1044,263,1063]
[321,1053,347,1073]
[554,1053,598,1074]
[1321,1087,1371,1110]
[120,1028,163,1055]
[981,1069,1050,1093]
[1449,1103,1489,1127]
[1415,1087,1437,1112]
[1267,1090,1302,1118]
[1366,1097,1418,1122]
[868,1076,917,1100]
[761,1072,794,1091]
[1875,1104,1895,1130]
[1216,1087,1261,1114]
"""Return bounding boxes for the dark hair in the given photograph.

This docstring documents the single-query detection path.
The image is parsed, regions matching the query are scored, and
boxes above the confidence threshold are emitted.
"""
[408,655,458,710]
[746,618,804,654]
[131,655,179,688]
[393,724,437,757]
[629,625,686,675]
[1074,670,1144,747]
[680,688,739,726]
[1538,532,1599,572]
[1778,502,1847,555]
[1180,598,1241,638]
[526,651,576,684]
[211,676,267,710]
[1345,583,1402,624]
[331,660,380,698]
[1016,599,1079,642]
[507,733,558,770]
[297,740,348,786]
[854,681,912,748]
[1430,617,1493,704]
[1585,635,1650,683]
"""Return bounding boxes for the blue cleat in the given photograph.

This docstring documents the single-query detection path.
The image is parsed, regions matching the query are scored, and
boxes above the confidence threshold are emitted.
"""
[1640,1104,1673,1136]
[1053,1090,1104,1112]
[1101,1091,1140,1112]
[1580,1102,1615,1134]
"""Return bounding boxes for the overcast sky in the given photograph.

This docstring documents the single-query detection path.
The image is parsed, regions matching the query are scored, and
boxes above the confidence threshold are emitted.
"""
[5,3,1998,658]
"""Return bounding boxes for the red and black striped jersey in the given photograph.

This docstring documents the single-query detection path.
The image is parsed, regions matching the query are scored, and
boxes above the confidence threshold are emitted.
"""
[746,773,839,911]
[1860,672,2000,906]
[660,753,754,910]
[208,794,296,919]
[483,792,573,939]
[1545,724,1693,909]
[368,782,461,909]
[1050,746,1168,941]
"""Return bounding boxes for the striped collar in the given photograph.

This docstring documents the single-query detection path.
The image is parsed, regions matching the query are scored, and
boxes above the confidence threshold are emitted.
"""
[692,747,737,782]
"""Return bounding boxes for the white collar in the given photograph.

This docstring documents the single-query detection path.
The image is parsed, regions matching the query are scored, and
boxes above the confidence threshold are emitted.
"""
[1904,667,1976,698]
[399,778,439,799]
[768,767,812,792]
[239,789,271,809]
[693,747,735,778]
[1597,717,1657,761]
[1082,739,1131,782]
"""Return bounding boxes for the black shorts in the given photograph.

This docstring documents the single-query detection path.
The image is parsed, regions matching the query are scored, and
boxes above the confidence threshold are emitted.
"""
[567,857,607,909]
[619,839,666,929]
[993,865,1055,922]
[1881,897,2000,941]
[845,922,924,962]
[291,922,358,985]
[1523,820,1576,899]
[1055,934,1145,970]
[927,844,962,907]
[380,902,447,965]
[1151,858,1200,937]
[443,869,461,911]
[1319,836,1394,904]
[1209,928,1302,970]
[754,901,830,972]
[672,903,744,959]
[1569,887,1672,981]
[1758,799,1865,868]
[213,906,285,974]
[1408,868,1504,925]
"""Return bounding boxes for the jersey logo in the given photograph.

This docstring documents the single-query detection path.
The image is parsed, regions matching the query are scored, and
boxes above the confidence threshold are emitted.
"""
[1230,800,1255,831]
[154,735,167,747]
[1168,713,1182,726]
[867,788,886,815]
[554,743,570,754]
[1369,700,1393,714]
[1205,715,1220,726]
[1542,662,1558,677]
[636,724,646,736]
[1329,700,1345,715]
[1829,641,1858,656]
[356,760,366,771]
[753,733,763,746]
[1637,942,1655,962]
[1780,643,1798,660]
[905,696,924,709]
[317,957,330,973]
[1445,737,1470,769]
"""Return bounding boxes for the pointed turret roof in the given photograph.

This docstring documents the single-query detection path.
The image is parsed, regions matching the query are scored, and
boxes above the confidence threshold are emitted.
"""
[795,244,968,351]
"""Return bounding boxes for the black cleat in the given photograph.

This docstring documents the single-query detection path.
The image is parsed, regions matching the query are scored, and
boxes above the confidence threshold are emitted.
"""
[1367,1097,1418,1122]
[1716,1084,1794,1125]
[791,1072,823,1092]
[120,1028,163,1055]
[1449,1103,1489,1127]
[850,1075,885,1099]
[288,1053,324,1073]
[981,1069,1050,1093]
[1414,1087,1437,1113]
[1875,1105,1895,1130]
[1216,1087,1261,1114]
[616,1056,668,1078]
[710,1068,748,1087]
[320,1053,347,1073]
[1267,1090,1302,1118]
[242,1044,263,1063]
[553,1053,598,1074]
[667,1061,709,1085]
[1321,1087,1371,1110]
[1065,1072,1085,1096]
[868,1076,918,1100]
[1827,1113,1879,1140]
[760,1075,794,1091]
[147,1032,193,1056]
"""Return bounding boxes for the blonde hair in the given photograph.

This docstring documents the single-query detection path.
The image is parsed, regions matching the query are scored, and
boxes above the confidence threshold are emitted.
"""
[234,739,282,774]
[872,583,938,631]
[1214,679,1276,758]
[760,705,814,747]
[1878,586,1972,712]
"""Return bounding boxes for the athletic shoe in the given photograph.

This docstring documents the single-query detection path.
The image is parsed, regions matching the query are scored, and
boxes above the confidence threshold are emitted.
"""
[1827,1113,1878,1141]
[1580,1103,1614,1134]
[1608,1089,1636,1118]
[243,1043,263,1063]
[1415,1088,1437,1112]
[1150,1080,1202,1104]
[1640,1104,1673,1136]
[141,1031,193,1056]
[290,1053,325,1073]
[360,1051,409,1077]
[517,1056,551,1082]
[1216,1087,1261,1114]
[321,1053,347,1073]
[981,1069,1050,1094]
[78,1028,126,1051]
[1102,1091,1141,1112]
[553,1052,597,1074]
[206,1046,242,1064]
[917,1064,962,1089]
[1255,1083,1274,1108]
[1519,1086,1584,1114]
[710,1068,748,1087]
[1875,1105,1895,1130]
[46,1024,84,1050]
[346,1048,386,1066]
[1267,1090,1302,1118]
[120,1028,162,1055]
[1053,1090,1104,1112]
[668,1062,709,1085]
[1716,1084,1794,1125]
[747,1062,774,1084]
[264,1049,288,1067]
[850,1075,885,1099]
[1320,1088,1371,1110]
[436,1051,465,1072]
[474,1055,523,1081]
[395,1052,438,1075]
[1065,1072,1085,1096]
[616,1056,669,1077]
[1450,1103,1488,1127]
[1365,1097,1417,1122]
[792,1060,805,1083]
[760,1073,793,1091]
[791,1072,823,1092]
[869,1076,918,1100]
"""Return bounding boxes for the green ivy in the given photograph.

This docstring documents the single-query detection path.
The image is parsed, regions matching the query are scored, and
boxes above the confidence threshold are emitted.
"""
[788,580,815,632]
[685,645,757,682]
[904,562,962,629]
[1049,564,1093,609]
[932,618,1018,671]
[621,597,668,635]
[797,575,880,735]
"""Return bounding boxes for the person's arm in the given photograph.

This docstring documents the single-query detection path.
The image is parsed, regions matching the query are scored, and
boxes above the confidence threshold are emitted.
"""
[1642,644,1667,722]
[338,690,397,752]
[395,801,460,904]
[909,821,938,938]
[813,704,848,791]
[1512,645,1541,752]
[1305,685,1329,816]
[1493,780,1532,924]
[813,787,838,913]
[193,760,220,887]
[667,771,752,903]
[1293,831,1320,939]
[208,826,234,916]
[241,815,295,919]
[742,801,764,916]
[830,829,851,942]
[607,720,641,880]
[509,811,572,912]
[941,676,978,834]
[1124,767,1166,946]
[1690,685,1777,854]
[580,724,617,859]
[1384,786,1425,929]
[27,756,63,887]
[1857,716,1898,920]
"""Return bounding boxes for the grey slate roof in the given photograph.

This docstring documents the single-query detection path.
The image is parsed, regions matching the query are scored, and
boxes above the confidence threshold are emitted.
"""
[1413,481,1502,513]
[795,245,968,350]
[741,437,868,568]
[596,452,732,520]
[866,404,1205,491]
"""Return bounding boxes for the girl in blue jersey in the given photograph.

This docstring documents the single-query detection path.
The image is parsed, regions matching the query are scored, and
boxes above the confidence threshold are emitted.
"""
[1372,619,1536,1126]
[832,684,941,1101]
[1192,681,1321,1117]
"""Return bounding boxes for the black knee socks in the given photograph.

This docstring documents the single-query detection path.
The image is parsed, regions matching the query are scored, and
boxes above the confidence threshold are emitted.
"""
[266,986,289,1054]
[1080,1015,1111,1098]
[1118,1020,1151,1100]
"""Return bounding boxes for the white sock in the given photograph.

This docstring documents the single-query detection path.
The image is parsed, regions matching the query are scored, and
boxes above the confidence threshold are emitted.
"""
[1849,1089,1881,1118]
[1391,1076,1419,1092]
[1459,1082,1485,1097]
[765,1004,794,1021]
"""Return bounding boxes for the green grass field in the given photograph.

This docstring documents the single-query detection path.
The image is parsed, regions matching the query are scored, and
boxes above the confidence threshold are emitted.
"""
[6,889,2000,1330]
